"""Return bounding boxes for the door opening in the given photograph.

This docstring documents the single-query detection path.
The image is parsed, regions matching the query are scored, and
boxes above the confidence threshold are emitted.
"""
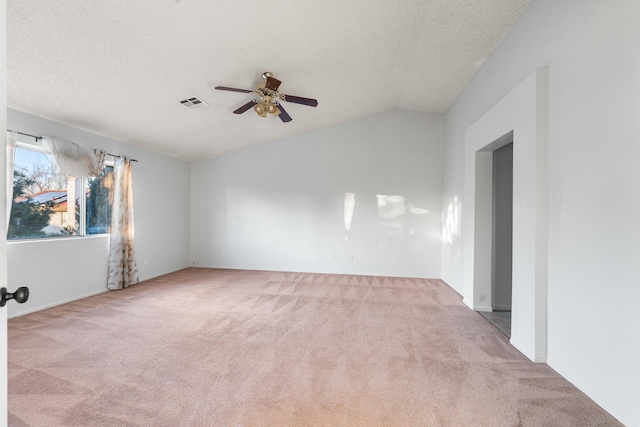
[464,69,548,362]
[481,141,513,337]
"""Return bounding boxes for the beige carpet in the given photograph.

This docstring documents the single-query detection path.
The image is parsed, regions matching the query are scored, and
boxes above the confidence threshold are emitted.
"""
[8,268,620,426]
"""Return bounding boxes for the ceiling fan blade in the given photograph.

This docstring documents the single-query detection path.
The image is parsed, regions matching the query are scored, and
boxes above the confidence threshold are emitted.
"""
[276,104,292,122]
[281,94,318,107]
[215,86,253,94]
[233,100,257,114]
[265,76,282,91]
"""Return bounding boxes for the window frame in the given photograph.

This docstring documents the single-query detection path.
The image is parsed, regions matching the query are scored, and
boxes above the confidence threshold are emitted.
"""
[8,136,113,241]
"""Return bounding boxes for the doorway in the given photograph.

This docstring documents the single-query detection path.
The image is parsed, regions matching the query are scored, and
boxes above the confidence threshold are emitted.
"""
[463,68,548,362]
[481,142,513,337]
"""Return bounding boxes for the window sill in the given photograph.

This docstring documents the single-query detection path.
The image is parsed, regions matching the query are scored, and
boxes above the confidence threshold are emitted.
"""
[7,234,110,245]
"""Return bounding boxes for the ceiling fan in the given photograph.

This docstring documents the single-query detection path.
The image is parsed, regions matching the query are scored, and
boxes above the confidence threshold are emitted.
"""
[215,72,318,122]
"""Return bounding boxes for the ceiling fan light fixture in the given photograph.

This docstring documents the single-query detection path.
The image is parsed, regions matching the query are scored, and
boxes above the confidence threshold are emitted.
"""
[266,101,279,115]
[254,101,267,117]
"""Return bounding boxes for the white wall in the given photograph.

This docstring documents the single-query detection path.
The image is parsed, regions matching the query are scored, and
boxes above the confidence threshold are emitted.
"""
[441,1,640,425]
[1,0,8,421]
[7,109,191,317]
[191,110,444,278]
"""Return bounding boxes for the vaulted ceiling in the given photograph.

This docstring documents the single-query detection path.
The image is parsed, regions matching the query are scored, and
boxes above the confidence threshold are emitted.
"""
[7,0,531,161]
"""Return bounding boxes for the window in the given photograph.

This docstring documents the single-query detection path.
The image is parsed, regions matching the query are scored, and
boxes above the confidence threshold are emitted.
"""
[86,165,113,235]
[8,138,113,240]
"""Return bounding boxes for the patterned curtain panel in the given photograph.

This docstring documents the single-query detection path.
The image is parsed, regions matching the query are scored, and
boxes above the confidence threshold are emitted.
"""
[107,156,139,290]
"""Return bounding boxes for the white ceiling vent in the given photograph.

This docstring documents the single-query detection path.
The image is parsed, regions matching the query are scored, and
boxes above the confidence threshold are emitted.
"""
[179,96,209,109]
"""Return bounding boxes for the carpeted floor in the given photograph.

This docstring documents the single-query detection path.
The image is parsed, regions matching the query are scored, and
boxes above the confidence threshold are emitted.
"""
[8,268,621,426]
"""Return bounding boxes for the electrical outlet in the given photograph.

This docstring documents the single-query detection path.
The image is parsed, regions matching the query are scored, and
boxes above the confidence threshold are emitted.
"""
[348,255,354,262]
[330,253,335,261]
[144,257,149,265]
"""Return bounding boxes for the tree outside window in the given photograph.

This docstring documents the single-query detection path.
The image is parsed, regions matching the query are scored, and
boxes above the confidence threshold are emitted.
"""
[8,144,113,240]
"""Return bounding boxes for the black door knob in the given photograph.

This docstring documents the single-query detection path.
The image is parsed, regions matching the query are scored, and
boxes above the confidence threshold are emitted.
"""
[0,287,30,307]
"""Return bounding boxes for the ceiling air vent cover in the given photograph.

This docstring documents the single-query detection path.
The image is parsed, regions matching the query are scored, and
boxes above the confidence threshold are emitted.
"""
[179,96,208,109]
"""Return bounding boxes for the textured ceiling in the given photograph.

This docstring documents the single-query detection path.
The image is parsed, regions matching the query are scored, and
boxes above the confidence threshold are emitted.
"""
[7,0,531,161]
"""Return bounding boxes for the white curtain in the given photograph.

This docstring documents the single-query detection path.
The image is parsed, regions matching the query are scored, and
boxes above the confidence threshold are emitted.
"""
[107,156,139,290]
[6,131,17,231]
[41,135,106,185]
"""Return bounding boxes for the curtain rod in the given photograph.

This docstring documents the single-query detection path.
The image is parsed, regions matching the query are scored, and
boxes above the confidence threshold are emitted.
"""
[7,129,139,162]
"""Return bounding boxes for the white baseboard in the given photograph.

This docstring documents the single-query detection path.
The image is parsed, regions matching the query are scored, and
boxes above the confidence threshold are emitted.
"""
[547,359,631,427]
[139,266,192,283]
[9,266,191,319]
[8,289,108,319]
